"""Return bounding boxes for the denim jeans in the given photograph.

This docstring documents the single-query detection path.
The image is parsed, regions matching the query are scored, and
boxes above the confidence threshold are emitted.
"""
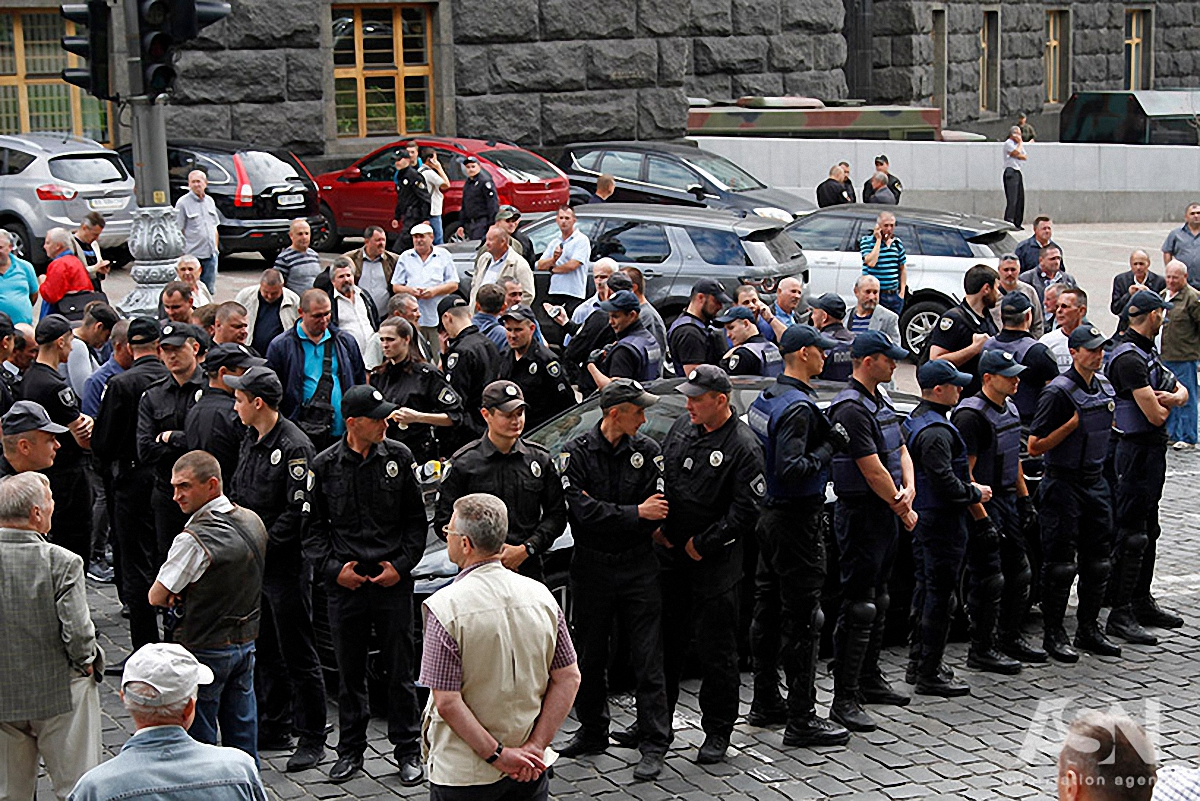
[191,642,258,764]
[197,254,218,294]
[1163,359,1198,444]
[878,290,904,316]
[429,215,444,245]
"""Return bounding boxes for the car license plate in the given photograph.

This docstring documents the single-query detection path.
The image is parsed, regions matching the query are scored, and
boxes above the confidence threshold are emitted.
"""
[277,193,305,207]
[88,197,126,210]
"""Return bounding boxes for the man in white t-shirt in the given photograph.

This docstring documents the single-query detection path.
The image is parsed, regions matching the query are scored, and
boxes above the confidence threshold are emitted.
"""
[418,148,449,245]
[1038,286,1087,372]
[1002,126,1027,229]
[535,206,590,316]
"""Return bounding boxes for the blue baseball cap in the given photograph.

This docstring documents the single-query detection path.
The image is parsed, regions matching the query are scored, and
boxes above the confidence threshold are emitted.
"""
[597,290,641,313]
[1068,325,1109,350]
[713,306,756,325]
[917,358,973,389]
[1126,290,1172,317]
[850,330,907,359]
[979,348,1027,377]
[778,324,837,355]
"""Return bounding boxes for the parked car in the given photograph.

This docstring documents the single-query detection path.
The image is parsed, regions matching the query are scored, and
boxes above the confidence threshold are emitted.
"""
[448,203,808,322]
[556,141,815,222]
[311,137,570,252]
[116,138,324,262]
[784,204,1020,353]
[0,133,135,266]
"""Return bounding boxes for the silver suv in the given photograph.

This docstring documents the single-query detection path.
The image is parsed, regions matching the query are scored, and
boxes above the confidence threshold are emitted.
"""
[0,133,135,265]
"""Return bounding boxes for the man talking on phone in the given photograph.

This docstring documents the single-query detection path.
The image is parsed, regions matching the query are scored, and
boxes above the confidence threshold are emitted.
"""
[306,385,429,786]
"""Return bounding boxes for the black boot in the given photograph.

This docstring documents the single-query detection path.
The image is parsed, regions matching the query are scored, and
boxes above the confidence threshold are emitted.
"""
[830,602,876,732]
[781,634,850,747]
[967,577,1021,675]
[747,671,789,727]
[859,598,910,707]
[1040,564,1078,663]
[997,559,1046,663]
[1134,596,1184,629]
[1106,607,1157,646]
[913,626,969,698]
[1075,622,1122,657]
[1106,538,1156,645]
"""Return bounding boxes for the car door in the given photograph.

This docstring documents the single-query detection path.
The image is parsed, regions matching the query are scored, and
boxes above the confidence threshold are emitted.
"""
[590,218,677,306]
[594,150,647,203]
[644,155,709,206]
[342,145,402,231]
[786,214,855,298]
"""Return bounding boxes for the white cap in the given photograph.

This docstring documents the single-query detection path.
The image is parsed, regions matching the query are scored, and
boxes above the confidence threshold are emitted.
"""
[410,222,434,236]
[121,643,214,706]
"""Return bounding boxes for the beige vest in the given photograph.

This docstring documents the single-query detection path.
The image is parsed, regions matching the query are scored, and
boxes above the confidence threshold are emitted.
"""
[421,561,561,787]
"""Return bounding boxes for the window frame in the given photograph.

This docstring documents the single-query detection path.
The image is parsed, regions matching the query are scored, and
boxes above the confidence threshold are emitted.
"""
[1044,9,1071,105]
[330,4,435,139]
[1124,7,1153,91]
[978,8,1001,115]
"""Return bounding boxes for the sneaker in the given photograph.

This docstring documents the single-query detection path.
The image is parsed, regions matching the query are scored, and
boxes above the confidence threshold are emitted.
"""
[633,750,665,780]
[87,561,114,584]
[1173,440,1192,451]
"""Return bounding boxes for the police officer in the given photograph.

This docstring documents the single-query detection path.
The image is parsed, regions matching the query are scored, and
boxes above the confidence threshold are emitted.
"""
[746,326,850,746]
[587,289,663,386]
[953,350,1047,667]
[18,314,93,560]
[903,359,984,696]
[185,343,264,481]
[658,365,764,764]
[439,295,500,447]
[927,264,1001,397]
[456,156,498,240]
[92,317,169,654]
[1105,289,1189,642]
[498,304,574,427]
[137,322,206,560]
[1028,325,1122,661]
[563,271,629,396]
[982,293,1058,426]
[370,316,463,464]
[0,401,65,476]
[557,379,672,780]
[225,366,327,772]
[809,293,855,382]
[392,148,430,252]
[715,306,782,377]
[667,278,731,376]
[434,380,566,580]
[827,331,914,732]
[306,385,427,785]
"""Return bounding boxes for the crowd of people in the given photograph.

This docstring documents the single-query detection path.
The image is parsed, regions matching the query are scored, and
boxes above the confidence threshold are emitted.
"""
[3,185,1198,801]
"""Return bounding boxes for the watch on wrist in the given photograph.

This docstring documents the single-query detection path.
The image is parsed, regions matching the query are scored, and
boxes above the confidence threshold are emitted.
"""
[485,744,504,764]
[524,542,536,558]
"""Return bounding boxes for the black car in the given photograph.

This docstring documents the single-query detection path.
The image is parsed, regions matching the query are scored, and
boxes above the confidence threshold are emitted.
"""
[557,141,814,222]
[116,139,325,261]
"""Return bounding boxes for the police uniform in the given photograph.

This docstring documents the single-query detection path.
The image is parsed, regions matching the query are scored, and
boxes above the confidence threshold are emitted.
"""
[982,330,1058,425]
[927,299,998,397]
[371,358,463,463]
[185,384,245,482]
[91,330,170,650]
[745,326,850,745]
[818,322,855,382]
[722,334,782,377]
[306,388,428,770]
[658,366,763,760]
[497,339,574,429]
[903,367,981,695]
[559,380,671,764]
[442,323,500,445]
[459,167,498,240]
[1030,346,1118,661]
[666,312,724,376]
[225,366,326,759]
[393,163,430,252]
[599,318,663,383]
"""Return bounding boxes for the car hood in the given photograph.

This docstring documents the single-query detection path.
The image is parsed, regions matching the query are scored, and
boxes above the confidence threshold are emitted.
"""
[734,186,816,216]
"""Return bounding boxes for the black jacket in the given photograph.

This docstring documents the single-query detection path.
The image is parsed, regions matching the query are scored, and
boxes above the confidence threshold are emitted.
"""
[497,341,575,429]
[393,164,431,219]
[228,415,315,564]
[185,385,245,483]
[1111,269,1167,317]
[137,365,206,486]
[907,401,982,508]
[92,355,170,473]
[370,358,464,462]
[443,325,501,440]
[563,423,664,554]
[460,173,499,238]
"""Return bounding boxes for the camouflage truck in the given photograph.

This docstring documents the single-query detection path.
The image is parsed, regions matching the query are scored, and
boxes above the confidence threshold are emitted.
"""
[688,98,944,141]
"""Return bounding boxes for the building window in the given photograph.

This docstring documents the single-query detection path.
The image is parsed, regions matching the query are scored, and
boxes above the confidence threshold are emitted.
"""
[0,11,110,142]
[331,5,434,138]
[978,10,1000,113]
[931,9,947,117]
[1124,8,1152,91]
[1044,10,1070,104]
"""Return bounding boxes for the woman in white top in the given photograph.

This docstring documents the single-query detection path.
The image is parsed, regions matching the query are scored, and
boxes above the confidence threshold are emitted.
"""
[419,148,450,245]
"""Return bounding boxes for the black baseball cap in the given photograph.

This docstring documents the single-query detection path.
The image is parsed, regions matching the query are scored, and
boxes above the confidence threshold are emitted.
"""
[875,154,889,165]
[778,324,837,355]
[481,380,526,412]
[1,400,68,436]
[691,278,732,304]
[917,359,973,389]
[203,343,266,374]
[224,365,283,406]
[600,378,659,409]
[34,314,72,345]
[499,304,538,324]
[979,349,1027,377]
[437,295,468,318]
[605,272,633,293]
[128,316,161,345]
[850,330,907,359]
[598,290,641,313]
[810,293,847,319]
[1068,325,1109,351]
[713,306,756,325]
[676,364,732,397]
[1127,290,1172,317]
[1000,291,1033,313]
[463,156,479,165]
[159,322,201,347]
[341,385,398,420]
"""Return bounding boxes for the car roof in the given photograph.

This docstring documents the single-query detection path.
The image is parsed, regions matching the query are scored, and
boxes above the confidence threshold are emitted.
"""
[368,136,529,153]
[560,141,708,157]
[798,203,1014,235]
[165,138,272,154]
[571,202,781,233]
[0,132,112,155]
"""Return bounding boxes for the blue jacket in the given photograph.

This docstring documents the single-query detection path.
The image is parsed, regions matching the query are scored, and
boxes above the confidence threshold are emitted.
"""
[265,322,365,421]
[68,725,266,801]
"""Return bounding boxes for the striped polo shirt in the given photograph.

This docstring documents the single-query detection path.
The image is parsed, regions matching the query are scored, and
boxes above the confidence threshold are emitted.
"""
[859,235,907,291]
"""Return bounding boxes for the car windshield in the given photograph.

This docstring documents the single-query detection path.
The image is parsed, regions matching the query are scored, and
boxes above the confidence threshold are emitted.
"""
[48,154,128,184]
[479,150,559,182]
[680,151,766,192]
[238,150,304,187]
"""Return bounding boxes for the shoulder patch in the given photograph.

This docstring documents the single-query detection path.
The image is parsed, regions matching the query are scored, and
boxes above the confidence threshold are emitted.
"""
[438,387,457,406]
[554,452,570,474]
[547,361,561,377]
[939,317,954,331]
[728,354,740,370]
[751,474,767,497]
[445,352,459,370]
[652,454,664,473]
[58,387,77,408]
[290,461,306,480]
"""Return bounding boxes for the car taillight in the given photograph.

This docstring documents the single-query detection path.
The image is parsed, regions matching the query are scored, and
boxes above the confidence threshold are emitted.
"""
[232,153,254,207]
[36,184,77,201]
[497,185,513,206]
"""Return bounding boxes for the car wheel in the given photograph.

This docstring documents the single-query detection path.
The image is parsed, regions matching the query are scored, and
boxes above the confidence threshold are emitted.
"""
[900,299,950,357]
[0,220,34,263]
[310,204,341,252]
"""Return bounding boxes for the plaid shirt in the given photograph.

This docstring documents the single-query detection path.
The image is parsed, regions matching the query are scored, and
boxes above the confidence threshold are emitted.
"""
[419,559,576,692]
[1154,767,1200,801]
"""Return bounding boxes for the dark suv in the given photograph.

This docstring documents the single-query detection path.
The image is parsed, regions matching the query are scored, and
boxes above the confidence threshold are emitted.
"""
[117,139,324,260]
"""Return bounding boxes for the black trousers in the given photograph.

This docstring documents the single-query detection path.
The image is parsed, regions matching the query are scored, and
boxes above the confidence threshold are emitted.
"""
[256,552,327,742]
[1003,167,1024,229]
[327,579,419,757]
[1113,438,1167,599]
[659,545,741,738]
[569,544,670,753]
[1039,470,1113,625]
[833,495,897,602]
[430,774,549,801]
[911,507,968,661]
[45,463,93,561]
[114,466,161,649]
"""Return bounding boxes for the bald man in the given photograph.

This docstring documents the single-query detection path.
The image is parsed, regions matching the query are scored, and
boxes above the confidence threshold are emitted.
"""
[174,169,220,293]
[1111,249,1166,325]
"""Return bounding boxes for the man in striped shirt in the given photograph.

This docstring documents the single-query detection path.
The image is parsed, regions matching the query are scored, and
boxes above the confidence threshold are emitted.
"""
[859,211,907,316]
[274,219,323,294]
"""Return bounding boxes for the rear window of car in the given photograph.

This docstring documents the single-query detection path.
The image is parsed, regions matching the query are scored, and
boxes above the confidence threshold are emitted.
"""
[238,151,303,187]
[479,149,558,181]
[3,148,35,175]
[594,221,670,264]
[916,226,972,258]
[685,226,749,266]
[743,229,803,266]
[48,154,127,184]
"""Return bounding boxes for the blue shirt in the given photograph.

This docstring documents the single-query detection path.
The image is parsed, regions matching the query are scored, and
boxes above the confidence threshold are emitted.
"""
[82,355,124,417]
[0,254,38,325]
[472,312,510,352]
[541,229,591,298]
[298,323,345,436]
[391,247,458,327]
[849,312,872,334]
[859,235,906,291]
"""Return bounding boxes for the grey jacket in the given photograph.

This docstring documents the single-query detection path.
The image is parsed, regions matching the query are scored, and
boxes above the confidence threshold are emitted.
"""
[867,304,902,347]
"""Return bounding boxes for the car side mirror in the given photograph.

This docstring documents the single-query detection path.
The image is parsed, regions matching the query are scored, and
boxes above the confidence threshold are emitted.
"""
[342,166,362,181]
[686,183,706,200]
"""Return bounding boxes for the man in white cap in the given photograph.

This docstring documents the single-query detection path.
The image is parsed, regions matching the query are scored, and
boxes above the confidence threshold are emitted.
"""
[391,221,459,348]
[70,643,266,801]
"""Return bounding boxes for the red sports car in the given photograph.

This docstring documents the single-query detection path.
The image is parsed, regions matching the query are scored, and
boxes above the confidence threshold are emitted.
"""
[311,137,569,250]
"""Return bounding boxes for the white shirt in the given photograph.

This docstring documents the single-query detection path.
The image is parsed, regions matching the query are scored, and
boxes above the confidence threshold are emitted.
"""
[60,337,100,396]
[392,246,458,327]
[477,250,509,289]
[1003,139,1024,172]
[155,495,236,593]
[1040,327,1071,372]
[421,167,448,217]
[541,229,590,298]
[358,255,391,312]
[334,286,375,355]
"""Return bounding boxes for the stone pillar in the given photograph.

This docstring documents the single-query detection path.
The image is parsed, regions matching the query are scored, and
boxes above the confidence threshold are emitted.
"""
[119,206,184,317]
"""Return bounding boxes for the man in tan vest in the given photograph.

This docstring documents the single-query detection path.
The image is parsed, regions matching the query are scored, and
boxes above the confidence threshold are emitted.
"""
[420,493,580,800]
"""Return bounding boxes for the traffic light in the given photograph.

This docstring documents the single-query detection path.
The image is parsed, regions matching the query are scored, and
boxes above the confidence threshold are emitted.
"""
[60,1,112,100]
[137,0,231,99]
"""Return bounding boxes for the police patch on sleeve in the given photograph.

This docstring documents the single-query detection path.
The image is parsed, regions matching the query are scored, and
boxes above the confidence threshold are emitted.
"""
[528,362,538,375]
[631,452,644,469]
[683,457,693,470]
[751,474,767,497]
[58,387,76,407]
[652,454,664,472]
[271,449,282,465]
[728,354,740,370]
[531,460,542,478]
[195,389,204,402]
[939,317,954,331]
[710,450,724,467]
[293,490,304,501]
[554,452,570,474]
[386,460,399,477]
[547,361,561,378]
[445,353,459,369]
[301,501,310,514]
[289,460,306,480]
[438,387,457,405]
[307,472,315,491]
